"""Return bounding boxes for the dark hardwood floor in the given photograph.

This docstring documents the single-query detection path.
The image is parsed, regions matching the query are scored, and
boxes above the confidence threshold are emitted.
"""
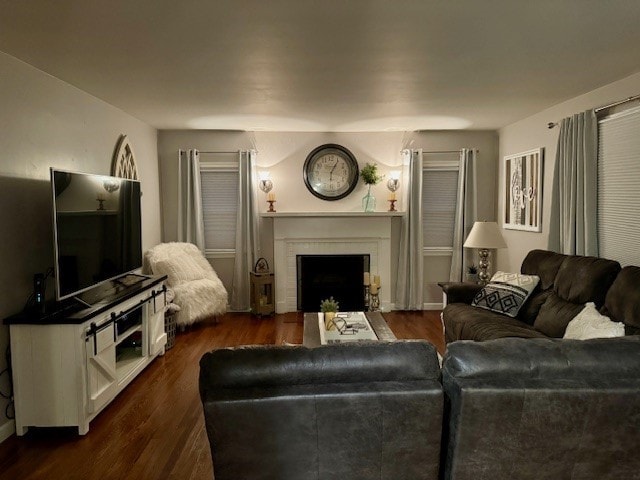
[0,311,444,480]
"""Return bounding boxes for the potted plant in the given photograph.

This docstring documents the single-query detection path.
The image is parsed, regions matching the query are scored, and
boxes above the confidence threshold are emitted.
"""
[466,264,479,284]
[360,163,383,212]
[320,296,339,331]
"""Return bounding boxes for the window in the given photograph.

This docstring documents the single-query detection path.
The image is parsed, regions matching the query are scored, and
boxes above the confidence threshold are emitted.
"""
[200,159,239,258]
[597,105,640,267]
[422,158,460,305]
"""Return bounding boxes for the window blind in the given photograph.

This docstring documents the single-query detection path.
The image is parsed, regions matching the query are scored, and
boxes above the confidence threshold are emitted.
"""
[597,106,640,267]
[200,169,239,252]
[422,169,459,248]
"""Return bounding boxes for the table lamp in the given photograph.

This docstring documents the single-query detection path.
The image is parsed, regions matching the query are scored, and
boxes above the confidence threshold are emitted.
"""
[463,221,507,284]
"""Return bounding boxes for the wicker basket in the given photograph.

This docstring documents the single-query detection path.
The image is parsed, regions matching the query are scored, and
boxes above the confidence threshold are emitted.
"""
[164,311,176,350]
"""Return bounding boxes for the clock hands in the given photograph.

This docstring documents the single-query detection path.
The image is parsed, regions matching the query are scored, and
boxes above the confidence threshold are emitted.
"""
[329,159,338,182]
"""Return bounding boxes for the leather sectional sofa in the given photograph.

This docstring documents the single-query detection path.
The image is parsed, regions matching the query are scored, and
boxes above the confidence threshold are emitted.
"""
[199,250,640,479]
[442,249,640,342]
[200,338,640,479]
[199,341,443,480]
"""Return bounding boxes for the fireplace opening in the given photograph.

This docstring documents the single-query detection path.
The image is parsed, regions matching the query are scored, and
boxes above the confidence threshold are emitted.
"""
[296,254,370,312]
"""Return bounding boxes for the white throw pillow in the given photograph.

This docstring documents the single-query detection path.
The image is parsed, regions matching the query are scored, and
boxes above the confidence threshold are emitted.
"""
[563,302,625,340]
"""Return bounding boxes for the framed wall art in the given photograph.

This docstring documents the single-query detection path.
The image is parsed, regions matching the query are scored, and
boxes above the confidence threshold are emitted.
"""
[502,148,543,232]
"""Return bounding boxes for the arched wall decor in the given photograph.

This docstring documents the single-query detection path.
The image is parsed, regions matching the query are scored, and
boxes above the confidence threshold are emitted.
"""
[111,134,139,180]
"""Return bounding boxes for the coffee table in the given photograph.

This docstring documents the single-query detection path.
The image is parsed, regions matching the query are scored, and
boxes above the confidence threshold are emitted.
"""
[303,311,396,347]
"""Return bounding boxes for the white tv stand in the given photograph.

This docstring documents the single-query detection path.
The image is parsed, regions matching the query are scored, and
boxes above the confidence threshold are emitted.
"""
[5,274,168,435]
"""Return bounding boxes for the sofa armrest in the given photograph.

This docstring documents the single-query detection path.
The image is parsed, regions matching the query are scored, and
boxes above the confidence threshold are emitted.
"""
[438,282,483,305]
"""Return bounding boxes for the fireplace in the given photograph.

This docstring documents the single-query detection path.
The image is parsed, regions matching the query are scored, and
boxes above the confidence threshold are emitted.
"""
[297,254,370,311]
[270,213,397,313]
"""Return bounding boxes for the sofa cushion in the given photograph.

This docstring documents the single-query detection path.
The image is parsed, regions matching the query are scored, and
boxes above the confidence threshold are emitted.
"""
[471,271,539,317]
[553,255,621,306]
[563,302,625,340]
[443,336,640,381]
[601,266,640,332]
[444,303,547,343]
[520,249,566,290]
[200,341,441,390]
[533,255,621,337]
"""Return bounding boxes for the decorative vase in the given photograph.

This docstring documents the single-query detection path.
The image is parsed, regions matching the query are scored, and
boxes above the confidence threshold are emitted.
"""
[362,186,376,212]
[324,312,337,331]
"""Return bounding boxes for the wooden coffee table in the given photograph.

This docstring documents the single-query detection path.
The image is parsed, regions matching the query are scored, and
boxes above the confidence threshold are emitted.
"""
[303,311,396,347]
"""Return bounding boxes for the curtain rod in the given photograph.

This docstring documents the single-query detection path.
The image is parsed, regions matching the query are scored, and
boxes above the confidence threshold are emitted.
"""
[547,93,640,129]
[423,149,462,154]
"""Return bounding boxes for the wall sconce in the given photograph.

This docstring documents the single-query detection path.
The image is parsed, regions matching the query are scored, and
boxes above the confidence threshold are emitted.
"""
[258,171,276,212]
[258,171,273,194]
[386,170,401,212]
[103,179,120,193]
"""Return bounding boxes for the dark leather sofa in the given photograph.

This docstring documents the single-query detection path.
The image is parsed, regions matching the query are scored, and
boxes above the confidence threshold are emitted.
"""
[199,341,443,480]
[199,252,640,480]
[442,335,640,480]
[442,249,640,342]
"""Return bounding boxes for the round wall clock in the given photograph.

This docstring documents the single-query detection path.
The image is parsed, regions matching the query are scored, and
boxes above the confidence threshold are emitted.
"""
[303,144,359,201]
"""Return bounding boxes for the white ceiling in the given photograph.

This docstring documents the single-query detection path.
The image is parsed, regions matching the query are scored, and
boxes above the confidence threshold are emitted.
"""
[1,1,639,132]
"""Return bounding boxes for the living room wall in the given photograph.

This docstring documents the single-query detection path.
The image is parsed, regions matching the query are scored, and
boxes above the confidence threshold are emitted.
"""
[497,71,640,272]
[157,129,498,307]
[0,51,161,440]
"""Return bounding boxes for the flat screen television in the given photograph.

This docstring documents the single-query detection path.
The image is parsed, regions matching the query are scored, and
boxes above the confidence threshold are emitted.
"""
[51,168,142,301]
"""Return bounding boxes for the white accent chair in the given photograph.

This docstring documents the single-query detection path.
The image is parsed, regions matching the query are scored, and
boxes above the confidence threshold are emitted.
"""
[143,242,228,326]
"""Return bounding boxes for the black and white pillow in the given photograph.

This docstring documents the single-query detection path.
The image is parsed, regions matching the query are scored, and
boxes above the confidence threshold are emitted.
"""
[472,271,540,318]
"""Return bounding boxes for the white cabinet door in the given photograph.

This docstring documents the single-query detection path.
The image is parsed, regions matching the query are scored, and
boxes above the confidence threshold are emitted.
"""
[148,287,167,356]
[85,321,118,414]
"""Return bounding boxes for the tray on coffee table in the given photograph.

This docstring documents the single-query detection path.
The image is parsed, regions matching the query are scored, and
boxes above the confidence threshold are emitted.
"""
[303,311,396,347]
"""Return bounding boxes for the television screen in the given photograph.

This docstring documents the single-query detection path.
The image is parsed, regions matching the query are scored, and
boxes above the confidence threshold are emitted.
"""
[51,169,142,300]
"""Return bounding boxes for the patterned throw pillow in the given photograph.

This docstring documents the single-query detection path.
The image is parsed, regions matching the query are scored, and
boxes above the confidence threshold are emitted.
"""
[472,271,540,318]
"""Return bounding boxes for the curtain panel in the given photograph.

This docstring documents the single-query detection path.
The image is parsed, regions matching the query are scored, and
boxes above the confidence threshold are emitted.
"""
[231,150,259,311]
[177,149,205,250]
[548,109,598,256]
[450,148,477,281]
[395,149,424,310]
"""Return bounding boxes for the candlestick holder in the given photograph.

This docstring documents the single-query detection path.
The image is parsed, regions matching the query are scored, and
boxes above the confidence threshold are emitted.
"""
[96,198,105,211]
[267,200,276,212]
[364,285,370,311]
[370,290,380,311]
[388,199,397,212]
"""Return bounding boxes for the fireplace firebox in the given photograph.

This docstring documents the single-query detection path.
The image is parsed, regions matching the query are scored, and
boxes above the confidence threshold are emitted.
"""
[296,254,370,312]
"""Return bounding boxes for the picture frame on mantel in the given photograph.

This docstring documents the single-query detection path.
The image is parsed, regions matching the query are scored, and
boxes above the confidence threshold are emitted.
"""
[503,148,543,232]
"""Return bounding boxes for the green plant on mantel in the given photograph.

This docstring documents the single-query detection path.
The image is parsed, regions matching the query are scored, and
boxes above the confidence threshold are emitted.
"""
[360,163,383,186]
[320,296,339,313]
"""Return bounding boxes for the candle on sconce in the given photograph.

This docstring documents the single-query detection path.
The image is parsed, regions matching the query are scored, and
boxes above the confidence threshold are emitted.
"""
[388,192,396,201]
[370,284,378,295]
[363,272,370,286]
[373,275,381,287]
[267,192,275,202]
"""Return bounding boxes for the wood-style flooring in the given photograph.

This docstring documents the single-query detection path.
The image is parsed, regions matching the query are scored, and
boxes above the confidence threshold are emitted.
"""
[0,310,444,480]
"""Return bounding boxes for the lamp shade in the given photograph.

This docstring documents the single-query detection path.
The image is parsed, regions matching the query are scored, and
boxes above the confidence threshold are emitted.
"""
[463,221,507,249]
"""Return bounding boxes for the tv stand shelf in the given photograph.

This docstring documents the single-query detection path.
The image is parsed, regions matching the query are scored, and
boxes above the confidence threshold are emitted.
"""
[4,274,168,436]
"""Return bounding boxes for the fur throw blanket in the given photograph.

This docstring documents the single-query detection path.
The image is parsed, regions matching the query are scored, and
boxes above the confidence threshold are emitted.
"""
[144,242,228,326]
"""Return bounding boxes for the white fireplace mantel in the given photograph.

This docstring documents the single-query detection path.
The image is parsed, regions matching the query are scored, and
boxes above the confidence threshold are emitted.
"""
[268,212,402,313]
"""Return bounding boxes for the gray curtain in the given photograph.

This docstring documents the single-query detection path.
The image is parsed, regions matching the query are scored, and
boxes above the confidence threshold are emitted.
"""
[450,148,478,281]
[231,150,259,311]
[548,110,598,255]
[395,149,424,310]
[177,149,205,250]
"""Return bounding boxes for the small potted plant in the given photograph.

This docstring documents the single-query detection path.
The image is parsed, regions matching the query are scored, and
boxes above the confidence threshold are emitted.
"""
[466,264,479,284]
[360,163,383,212]
[320,296,339,331]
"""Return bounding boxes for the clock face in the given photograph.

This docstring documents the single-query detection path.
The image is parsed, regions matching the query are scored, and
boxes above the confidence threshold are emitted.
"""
[303,144,359,201]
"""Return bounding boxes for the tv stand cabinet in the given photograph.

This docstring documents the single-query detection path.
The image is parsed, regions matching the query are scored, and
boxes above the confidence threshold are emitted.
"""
[5,275,168,435]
